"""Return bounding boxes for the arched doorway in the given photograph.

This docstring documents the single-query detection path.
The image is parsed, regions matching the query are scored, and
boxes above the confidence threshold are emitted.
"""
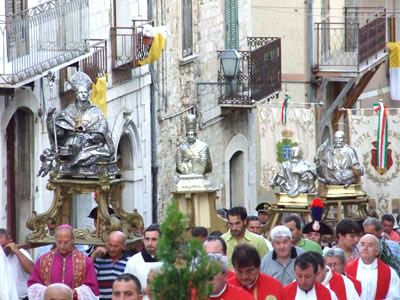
[116,123,144,215]
[229,151,244,207]
[6,108,34,243]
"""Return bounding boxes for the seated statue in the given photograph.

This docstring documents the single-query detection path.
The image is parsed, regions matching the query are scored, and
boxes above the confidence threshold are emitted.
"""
[271,146,317,197]
[39,72,115,176]
[176,114,212,175]
[314,130,363,187]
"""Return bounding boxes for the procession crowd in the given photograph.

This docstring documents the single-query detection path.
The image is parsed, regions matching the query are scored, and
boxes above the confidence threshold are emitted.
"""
[1,203,400,300]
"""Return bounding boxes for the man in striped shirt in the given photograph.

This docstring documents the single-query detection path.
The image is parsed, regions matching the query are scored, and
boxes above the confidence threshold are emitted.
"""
[93,231,131,300]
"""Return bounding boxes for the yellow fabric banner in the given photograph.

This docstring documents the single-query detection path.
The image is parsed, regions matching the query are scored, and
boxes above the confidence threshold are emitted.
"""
[139,33,166,66]
[91,74,107,116]
[387,42,400,68]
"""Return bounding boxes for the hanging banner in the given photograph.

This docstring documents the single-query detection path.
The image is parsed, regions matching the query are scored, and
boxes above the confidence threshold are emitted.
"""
[347,109,400,215]
[256,104,316,197]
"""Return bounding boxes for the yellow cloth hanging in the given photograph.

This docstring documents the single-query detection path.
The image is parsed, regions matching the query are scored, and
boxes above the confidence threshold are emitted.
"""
[139,33,166,66]
[91,74,107,116]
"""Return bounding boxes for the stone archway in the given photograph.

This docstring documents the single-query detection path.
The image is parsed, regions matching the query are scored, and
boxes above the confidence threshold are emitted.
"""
[224,134,249,210]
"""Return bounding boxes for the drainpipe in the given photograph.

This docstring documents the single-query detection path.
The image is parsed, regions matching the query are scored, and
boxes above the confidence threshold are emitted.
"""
[148,0,158,223]
[306,0,314,104]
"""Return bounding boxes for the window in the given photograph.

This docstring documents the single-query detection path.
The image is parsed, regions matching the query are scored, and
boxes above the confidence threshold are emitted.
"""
[5,0,29,60]
[225,0,238,49]
[182,0,193,58]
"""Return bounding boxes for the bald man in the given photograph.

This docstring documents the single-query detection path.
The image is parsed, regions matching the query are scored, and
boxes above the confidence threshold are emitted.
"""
[345,234,400,300]
[44,283,73,300]
[93,231,131,300]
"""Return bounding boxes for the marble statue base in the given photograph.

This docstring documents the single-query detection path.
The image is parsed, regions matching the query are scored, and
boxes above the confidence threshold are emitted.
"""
[319,184,366,199]
[274,192,317,207]
[175,174,213,192]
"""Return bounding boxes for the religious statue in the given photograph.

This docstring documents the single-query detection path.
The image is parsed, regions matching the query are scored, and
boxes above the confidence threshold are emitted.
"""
[314,130,363,187]
[39,72,116,177]
[271,146,317,197]
[176,114,212,175]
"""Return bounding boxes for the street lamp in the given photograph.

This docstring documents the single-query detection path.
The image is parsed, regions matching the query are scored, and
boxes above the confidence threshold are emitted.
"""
[220,49,241,80]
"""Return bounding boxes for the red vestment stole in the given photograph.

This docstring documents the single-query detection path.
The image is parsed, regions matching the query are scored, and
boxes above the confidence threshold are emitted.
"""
[40,248,86,288]
[285,281,332,300]
[345,258,390,300]
[329,272,346,300]
[345,274,362,296]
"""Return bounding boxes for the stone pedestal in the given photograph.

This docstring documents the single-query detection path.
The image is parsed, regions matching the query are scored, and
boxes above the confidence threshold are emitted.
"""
[172,175,226,233]
[26,175,143,245]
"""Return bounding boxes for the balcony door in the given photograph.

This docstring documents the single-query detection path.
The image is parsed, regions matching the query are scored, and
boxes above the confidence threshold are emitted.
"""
[6,108,33,243]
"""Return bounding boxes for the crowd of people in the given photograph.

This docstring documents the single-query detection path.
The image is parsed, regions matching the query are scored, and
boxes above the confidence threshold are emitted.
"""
[0,204,400,300]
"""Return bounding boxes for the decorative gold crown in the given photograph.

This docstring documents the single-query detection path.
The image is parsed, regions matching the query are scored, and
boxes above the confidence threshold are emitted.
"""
[185,114,197,132]
[281,129,294,138]
[69,72,93,92]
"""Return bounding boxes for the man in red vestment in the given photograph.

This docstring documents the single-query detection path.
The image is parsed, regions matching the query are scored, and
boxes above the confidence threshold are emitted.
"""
[324,247,362,296]
[208,253,255,300]
[284,252,338,300]
[309,251,360,300]
[228,244,287,300]
[28,225,99,300]
[345,234,400,300]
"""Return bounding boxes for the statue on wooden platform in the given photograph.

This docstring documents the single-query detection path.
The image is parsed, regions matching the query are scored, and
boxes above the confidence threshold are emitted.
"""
[38,72,117,177]
[271,146,317,197]
[314,130,363,187]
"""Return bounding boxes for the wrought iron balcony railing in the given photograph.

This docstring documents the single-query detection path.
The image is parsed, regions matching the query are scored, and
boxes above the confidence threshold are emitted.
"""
[110,20,153,69]
[315,7,386,72]
[217,37,281,106]
[0,0,90,86]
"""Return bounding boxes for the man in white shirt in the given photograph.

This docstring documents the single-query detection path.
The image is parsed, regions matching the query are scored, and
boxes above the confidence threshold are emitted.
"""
[124,224,162,290]
[309,251,360,300]
[345,234,400,300]
[0,229,33,300]
[284,252,338,300]
[0,244,18,300]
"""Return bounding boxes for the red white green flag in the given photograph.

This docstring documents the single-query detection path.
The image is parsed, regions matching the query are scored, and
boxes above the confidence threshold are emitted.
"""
[373,102,388,169]
[281,93,290,124]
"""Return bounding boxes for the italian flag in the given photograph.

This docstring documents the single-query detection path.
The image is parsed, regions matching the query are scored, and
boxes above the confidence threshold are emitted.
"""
[387,42,400,100]
[373,102,388,169]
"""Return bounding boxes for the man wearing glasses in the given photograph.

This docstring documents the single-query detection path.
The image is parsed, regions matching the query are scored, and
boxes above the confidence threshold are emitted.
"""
[324,248,361,296]
[228,244,287,300]
[345,234,400,300]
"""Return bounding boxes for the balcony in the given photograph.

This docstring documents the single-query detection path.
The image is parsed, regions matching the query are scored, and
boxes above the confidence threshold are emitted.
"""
[110,20,152,69]
[0,0,94,87]
[314,7,387,75]
[217,37,281,107]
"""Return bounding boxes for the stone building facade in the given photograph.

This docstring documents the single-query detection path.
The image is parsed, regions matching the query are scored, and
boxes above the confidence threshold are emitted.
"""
[152,0,260,219]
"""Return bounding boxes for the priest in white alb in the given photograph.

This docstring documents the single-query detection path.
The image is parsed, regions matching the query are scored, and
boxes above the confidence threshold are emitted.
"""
[345,234,400,300]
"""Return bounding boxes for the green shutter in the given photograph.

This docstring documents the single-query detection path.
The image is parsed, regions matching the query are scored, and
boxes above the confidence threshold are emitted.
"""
[225,0,238,50]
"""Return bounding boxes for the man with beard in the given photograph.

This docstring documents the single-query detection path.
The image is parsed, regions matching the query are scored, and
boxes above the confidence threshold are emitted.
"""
[124,225,162,292]
[221,207,268,269]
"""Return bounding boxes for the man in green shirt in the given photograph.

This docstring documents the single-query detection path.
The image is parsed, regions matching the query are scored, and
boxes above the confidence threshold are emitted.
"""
[283,215,323,254]
[221,207,269,269]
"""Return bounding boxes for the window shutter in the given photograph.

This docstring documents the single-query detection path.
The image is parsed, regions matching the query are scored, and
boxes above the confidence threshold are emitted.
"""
[225,0,238,49]
[182,0,193,58]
